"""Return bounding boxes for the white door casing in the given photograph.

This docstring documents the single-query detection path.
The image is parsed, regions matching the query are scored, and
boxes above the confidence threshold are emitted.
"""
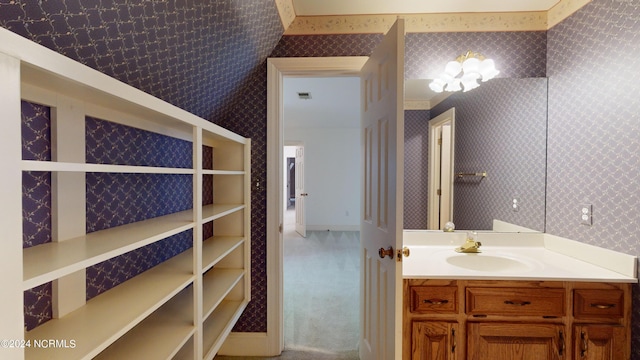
[260,56,367,357]
[360,18,405,360]
[294,146,306,237]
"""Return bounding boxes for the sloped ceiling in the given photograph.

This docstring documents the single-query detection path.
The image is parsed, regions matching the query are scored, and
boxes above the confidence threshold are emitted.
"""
[0,1,284,122]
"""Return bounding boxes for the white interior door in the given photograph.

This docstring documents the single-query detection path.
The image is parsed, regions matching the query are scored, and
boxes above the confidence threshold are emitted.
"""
[360,18,405,360]
[428,108,455,230]
[294,146,306,237]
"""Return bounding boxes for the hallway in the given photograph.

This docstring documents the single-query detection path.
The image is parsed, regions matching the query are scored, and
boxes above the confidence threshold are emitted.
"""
[215,208,360,359]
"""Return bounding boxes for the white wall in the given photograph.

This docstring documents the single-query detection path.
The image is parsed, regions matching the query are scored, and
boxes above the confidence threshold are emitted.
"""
[283,76,361,232]
[285,127,360,231]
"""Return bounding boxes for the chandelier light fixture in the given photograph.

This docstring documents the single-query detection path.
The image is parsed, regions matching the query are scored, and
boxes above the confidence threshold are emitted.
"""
[429,51,499,93]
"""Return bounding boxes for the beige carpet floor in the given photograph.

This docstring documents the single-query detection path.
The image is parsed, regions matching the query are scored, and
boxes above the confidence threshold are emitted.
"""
[216,209,360,360]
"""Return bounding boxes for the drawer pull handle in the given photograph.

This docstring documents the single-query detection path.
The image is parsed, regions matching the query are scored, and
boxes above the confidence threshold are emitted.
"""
[451,328,456,353]
[504,300,531,306]
[581,331,588,357]
[423,299,449,305]
[590,303,615,309]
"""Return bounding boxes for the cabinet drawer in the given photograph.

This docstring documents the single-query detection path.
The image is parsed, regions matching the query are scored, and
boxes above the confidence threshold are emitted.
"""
[574,289,624,320]
[410,286,458,313]
[466,287,565,317]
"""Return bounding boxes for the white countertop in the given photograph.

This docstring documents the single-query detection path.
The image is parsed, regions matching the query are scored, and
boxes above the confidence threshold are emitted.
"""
[402,230,638,283]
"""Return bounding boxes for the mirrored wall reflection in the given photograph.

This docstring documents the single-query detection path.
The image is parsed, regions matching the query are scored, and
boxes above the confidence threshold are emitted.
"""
[428,77,548,231]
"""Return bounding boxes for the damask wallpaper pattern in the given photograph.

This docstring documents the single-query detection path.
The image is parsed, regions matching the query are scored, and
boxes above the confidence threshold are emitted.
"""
[0,0,283,121]
[22,101,53,331]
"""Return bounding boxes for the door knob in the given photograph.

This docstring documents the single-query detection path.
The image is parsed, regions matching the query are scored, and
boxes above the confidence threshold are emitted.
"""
[301,193,309,196]
[378,246,394,259]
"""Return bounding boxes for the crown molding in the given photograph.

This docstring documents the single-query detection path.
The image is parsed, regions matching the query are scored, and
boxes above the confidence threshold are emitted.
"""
[275,0,296,31]
[279,0,592,35]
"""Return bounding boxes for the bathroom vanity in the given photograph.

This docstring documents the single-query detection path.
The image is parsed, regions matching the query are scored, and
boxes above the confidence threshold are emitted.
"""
[402,231,637,360]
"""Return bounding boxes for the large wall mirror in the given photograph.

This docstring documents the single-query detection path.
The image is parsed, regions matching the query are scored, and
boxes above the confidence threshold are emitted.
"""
[424,77,548,232]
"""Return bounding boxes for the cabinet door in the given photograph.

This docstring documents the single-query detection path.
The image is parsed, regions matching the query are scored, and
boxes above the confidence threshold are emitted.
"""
[412,321,460,360]
[574,325,627,360]
[467,322,565,360]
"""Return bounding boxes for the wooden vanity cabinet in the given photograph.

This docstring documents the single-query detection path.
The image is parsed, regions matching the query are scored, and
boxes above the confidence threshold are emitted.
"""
[571,285,631,360]
[404,280,631,360]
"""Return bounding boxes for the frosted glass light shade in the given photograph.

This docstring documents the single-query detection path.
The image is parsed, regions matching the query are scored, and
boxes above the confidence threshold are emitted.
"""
[462,57,480,74]
[479,59,499,81]
[428,52,498,94]
[461,72,481,92]
[447,78,462,92]
[429,78,446,93]
[444,61,462,77]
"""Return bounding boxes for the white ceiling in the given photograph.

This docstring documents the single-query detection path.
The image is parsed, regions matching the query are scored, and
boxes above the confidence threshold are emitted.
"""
[283,77,361,129]
[292,0,561,16]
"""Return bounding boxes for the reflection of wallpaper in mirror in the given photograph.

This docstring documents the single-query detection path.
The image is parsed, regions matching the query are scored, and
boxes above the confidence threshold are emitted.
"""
[430,78,548,231]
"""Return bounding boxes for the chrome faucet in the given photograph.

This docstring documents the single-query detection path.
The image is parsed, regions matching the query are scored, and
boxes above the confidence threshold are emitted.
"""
[455,232,482,253]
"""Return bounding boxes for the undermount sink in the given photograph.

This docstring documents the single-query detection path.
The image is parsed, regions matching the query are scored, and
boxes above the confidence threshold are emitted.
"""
[445,253,539,272]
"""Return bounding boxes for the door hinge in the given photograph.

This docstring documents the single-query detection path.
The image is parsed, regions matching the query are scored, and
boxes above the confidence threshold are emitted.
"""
[279,223,283,233]
[437,189,442,196]
[438,137,442,145]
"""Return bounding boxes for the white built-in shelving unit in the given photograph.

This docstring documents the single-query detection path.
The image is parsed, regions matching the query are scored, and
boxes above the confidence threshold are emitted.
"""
[0,27,251,360]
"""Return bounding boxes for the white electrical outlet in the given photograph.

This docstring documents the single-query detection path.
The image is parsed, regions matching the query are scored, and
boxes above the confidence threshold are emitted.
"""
[580,204,592,226]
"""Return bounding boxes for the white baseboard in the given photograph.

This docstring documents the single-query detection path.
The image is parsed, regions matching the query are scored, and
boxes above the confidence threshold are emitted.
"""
[306,225,360,232]
[218,332,281,357]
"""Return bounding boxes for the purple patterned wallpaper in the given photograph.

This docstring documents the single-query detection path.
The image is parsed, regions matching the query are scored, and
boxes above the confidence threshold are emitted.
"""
[22,101,53,331]
[431,78,548,231]
[405,31,547,80]
[404,110,430,229]
[546,0,640,357]
[0,0,283,121]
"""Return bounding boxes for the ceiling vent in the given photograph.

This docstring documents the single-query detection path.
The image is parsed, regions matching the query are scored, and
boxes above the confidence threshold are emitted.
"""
[297,92,312,100]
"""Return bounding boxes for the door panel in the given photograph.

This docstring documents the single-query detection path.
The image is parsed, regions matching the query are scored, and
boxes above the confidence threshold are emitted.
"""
[294,146,306,237]
[467,322,563,360]
[360,18,405,360]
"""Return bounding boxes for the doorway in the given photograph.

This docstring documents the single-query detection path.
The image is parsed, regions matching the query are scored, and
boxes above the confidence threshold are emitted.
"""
[281,76,361,354]
[260,57,368,356]
[428,108,456,229]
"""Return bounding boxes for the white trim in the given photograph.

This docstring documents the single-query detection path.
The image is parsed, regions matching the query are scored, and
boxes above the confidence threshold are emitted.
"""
[306,225,361,232]
[264,56,367,356]
[218,332,271,356]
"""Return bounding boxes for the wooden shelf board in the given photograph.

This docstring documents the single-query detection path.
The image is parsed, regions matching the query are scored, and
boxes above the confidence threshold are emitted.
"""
[202,300,248,360]
[202,237,245,272]
[173,338,195,360]
[23,210,194,290]
[202,269,244,319]
[202,204,245,223]
[94,286,195,360]
[25,249,194,360]
[21,160,195,174]
[203,170,245,176]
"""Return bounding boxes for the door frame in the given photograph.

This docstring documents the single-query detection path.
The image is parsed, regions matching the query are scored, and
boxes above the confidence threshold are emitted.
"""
[238,57,367,356]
